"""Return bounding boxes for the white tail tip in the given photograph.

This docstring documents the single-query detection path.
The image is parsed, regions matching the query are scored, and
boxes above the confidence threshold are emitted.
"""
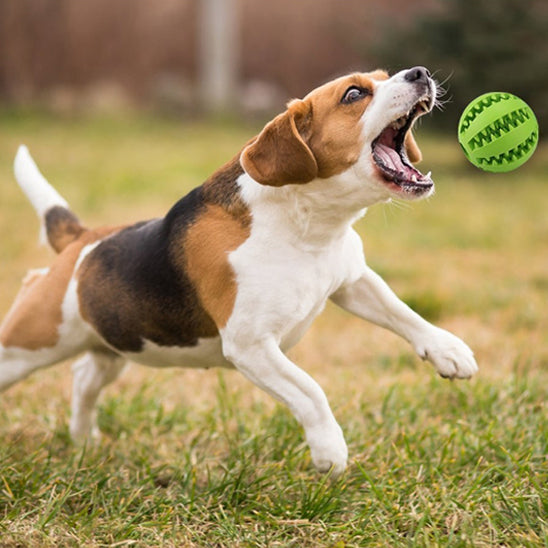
[14,145,37,187]
[14,145,69,218]
[14,145,70,246]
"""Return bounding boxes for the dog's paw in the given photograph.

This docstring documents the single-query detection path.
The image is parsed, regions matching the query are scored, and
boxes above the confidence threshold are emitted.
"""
[415,327,478,380]
[307,424,348,477]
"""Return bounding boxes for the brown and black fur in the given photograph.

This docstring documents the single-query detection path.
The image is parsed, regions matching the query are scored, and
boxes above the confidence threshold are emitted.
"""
[77,157,250,353]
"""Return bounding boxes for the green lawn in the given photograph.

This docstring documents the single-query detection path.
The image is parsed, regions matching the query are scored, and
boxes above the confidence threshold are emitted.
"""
[0,110,547,547]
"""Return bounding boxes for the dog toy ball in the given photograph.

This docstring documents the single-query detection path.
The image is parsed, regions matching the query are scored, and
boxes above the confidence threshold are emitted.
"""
[458,92,539,173]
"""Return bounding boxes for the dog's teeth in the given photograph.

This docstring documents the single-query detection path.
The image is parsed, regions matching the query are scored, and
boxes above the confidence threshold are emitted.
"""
[390,114,411,131]
[426,171,432,179]
[411,174,417,183]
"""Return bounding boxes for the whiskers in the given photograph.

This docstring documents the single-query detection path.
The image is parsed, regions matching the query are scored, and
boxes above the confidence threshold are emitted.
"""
[380,198,413,226]
[389,198,413,212]
[432,70,453,112]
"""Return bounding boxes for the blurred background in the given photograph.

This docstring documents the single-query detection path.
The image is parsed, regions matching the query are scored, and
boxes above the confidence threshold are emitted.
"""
[1,0,547,129]
[1,3,548,544]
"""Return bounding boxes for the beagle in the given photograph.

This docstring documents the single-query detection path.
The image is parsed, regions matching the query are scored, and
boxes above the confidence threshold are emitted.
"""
[0,67,477,476]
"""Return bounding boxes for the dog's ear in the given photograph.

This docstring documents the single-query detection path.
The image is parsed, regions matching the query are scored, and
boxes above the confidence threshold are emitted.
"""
[241,100,318,186]
[405,131,422,163]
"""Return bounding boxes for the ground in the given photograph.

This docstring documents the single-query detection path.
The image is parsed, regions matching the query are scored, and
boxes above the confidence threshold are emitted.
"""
[0,110,546,547]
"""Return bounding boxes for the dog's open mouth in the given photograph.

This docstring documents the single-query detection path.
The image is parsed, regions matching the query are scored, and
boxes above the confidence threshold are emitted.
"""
[372,99,433,196]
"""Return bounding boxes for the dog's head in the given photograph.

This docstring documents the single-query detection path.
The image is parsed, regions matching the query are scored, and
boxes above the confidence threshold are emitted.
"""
[241,67,437,203]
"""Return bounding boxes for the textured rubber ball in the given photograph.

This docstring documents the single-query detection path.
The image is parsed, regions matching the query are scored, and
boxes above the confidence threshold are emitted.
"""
[458,92,539,173]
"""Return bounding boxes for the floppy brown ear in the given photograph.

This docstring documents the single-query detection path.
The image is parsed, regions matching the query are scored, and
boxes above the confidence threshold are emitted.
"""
[405,131,422,163]
[241,101,318,186]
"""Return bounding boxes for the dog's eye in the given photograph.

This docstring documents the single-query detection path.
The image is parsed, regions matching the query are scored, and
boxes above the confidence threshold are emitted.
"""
[341,86,369,104]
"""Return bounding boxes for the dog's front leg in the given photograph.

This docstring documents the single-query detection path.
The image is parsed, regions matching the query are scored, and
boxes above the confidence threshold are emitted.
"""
[331,266,478,379]
[222,335,347,476]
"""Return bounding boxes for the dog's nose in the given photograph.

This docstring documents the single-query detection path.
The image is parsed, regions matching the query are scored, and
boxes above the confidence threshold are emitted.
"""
[404,66,431,84]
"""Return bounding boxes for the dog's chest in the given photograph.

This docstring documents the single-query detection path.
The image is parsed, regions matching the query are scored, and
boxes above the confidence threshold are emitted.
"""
[227,226,365,348]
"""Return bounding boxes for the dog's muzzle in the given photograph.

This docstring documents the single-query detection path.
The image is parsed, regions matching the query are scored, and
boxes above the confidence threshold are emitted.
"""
[372,67,435,197]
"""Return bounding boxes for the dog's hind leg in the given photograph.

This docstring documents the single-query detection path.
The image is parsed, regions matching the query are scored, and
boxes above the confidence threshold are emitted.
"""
[69,351,126,443]
[0,343,67,392]
[0,330,90,394]
[0,264,92,392]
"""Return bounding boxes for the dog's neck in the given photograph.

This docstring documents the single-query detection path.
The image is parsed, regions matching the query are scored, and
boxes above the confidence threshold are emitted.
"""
[236,171,371,248]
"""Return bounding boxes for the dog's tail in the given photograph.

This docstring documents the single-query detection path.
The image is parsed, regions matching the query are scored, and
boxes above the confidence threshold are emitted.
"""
[14,145,86,253]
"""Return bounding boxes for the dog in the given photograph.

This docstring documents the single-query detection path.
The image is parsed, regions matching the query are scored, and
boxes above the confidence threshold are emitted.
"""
[0,67,477,476]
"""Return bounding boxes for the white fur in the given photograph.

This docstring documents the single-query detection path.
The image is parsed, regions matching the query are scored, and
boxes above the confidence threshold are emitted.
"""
[125,337,230,369]
[70,351,126,442]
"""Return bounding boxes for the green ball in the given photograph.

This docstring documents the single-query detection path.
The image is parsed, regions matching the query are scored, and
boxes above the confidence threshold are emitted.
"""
[458,92,539,173]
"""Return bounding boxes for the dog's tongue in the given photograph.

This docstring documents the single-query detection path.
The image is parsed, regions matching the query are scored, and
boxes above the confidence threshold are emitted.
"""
[374,140,425,182]
[374,143,405,173]
[373,125,430,183]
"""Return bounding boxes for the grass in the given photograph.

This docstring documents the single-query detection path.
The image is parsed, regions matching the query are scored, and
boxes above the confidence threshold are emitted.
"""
[0,108,547,547]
